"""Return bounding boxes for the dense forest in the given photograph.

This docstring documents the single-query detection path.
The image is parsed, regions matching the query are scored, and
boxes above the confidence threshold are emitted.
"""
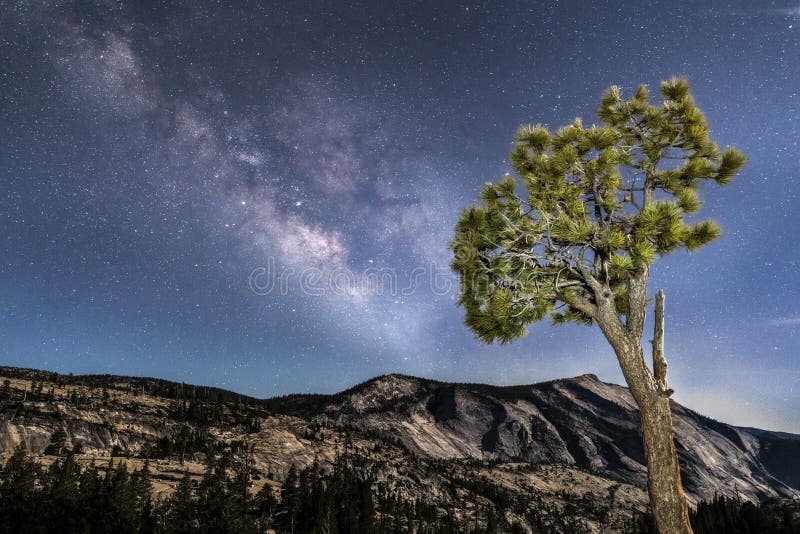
[0,443,491,533]
[1,443,797,534]
[633,495,800,534]
[0,442,595,534]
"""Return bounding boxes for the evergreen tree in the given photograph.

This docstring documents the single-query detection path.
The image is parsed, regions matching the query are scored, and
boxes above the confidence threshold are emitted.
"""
[2,442,795,534]
[44,427,69,455]
[0,444,42,534]
[451,78,745,534]
[195,453,233,532]
[253,482,278,530]
[229,447,258,534]
[78,460,102,532]
[133,460,157,533]
[45,452,82,532]
[99,461,140,534]
[165,471,196,534]
[281,464,300,533]
[356,481,377,533]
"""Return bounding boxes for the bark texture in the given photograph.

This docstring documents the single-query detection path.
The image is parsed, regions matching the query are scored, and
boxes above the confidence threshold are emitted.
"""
[594,288,693,534]
[652,290,668,392]
[640,389,692,533]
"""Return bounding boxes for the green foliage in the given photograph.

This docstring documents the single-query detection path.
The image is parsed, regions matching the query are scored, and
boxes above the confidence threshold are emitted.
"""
[451,78,746,343]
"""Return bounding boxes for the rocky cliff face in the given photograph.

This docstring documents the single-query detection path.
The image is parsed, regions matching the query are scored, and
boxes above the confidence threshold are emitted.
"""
[0,367,797,532]
[286,373,799,503]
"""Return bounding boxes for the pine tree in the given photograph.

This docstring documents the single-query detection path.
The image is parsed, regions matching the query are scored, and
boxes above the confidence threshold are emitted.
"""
[253,482,278,530]
[166,471,196,534]
[0,444,42,534]
[133,460,156,533]
[281,464,300,533]
[296,466,313,533]
[229,446,258,534]
[451,78,746,534]
[100,460,140,534]
[196,453,235,532]
[45,427,69,455]
[79,460,102,532]
[357,480,377,533]
[46,451,82,530]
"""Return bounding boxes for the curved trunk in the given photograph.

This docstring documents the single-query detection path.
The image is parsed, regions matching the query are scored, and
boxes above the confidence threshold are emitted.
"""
[637,290,691,532]
[596,290,693,534]
[610,341,692,533]
[613,344,692,533]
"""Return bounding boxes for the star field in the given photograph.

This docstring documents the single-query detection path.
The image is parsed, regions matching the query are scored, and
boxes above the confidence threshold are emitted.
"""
[1,1,799,432]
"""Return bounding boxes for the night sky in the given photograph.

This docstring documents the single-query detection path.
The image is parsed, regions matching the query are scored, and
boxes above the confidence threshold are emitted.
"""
[2,1,799,432]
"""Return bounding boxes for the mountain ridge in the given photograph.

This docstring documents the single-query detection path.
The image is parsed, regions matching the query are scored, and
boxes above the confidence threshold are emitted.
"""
[0,364,798,531]
[5,364,793,437]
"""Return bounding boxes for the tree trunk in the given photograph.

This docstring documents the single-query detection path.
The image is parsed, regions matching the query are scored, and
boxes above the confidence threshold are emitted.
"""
[638,389,692,534]
[610,342,692,534]
[596,291,693,534]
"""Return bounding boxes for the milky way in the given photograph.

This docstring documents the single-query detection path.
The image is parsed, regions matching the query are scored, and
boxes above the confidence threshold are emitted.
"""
[2,1,799,432]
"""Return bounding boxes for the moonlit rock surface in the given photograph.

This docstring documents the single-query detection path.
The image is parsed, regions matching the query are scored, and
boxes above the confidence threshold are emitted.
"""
[309,373,799,503]
[1,369,797,509]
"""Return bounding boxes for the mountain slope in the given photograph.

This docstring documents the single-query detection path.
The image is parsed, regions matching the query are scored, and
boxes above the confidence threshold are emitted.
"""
[0,366,797,531]
[283,372,798,503]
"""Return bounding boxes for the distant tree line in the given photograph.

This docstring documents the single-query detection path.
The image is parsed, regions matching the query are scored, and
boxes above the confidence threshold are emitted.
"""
[0,443,487,534]
[0,367,264,410]
[632,494,800,534]
[2,368,798,533]
[1,378,56,403]
[2,442,799,533]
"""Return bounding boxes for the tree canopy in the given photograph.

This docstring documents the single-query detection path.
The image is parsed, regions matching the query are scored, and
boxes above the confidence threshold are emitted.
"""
[451,78,746,343]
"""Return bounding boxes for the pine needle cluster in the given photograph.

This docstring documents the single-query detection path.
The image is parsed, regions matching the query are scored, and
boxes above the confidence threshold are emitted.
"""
[451,79,746,343]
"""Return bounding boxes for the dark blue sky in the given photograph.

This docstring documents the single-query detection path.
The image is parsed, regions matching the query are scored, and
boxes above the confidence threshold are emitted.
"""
[2,1,798,431]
